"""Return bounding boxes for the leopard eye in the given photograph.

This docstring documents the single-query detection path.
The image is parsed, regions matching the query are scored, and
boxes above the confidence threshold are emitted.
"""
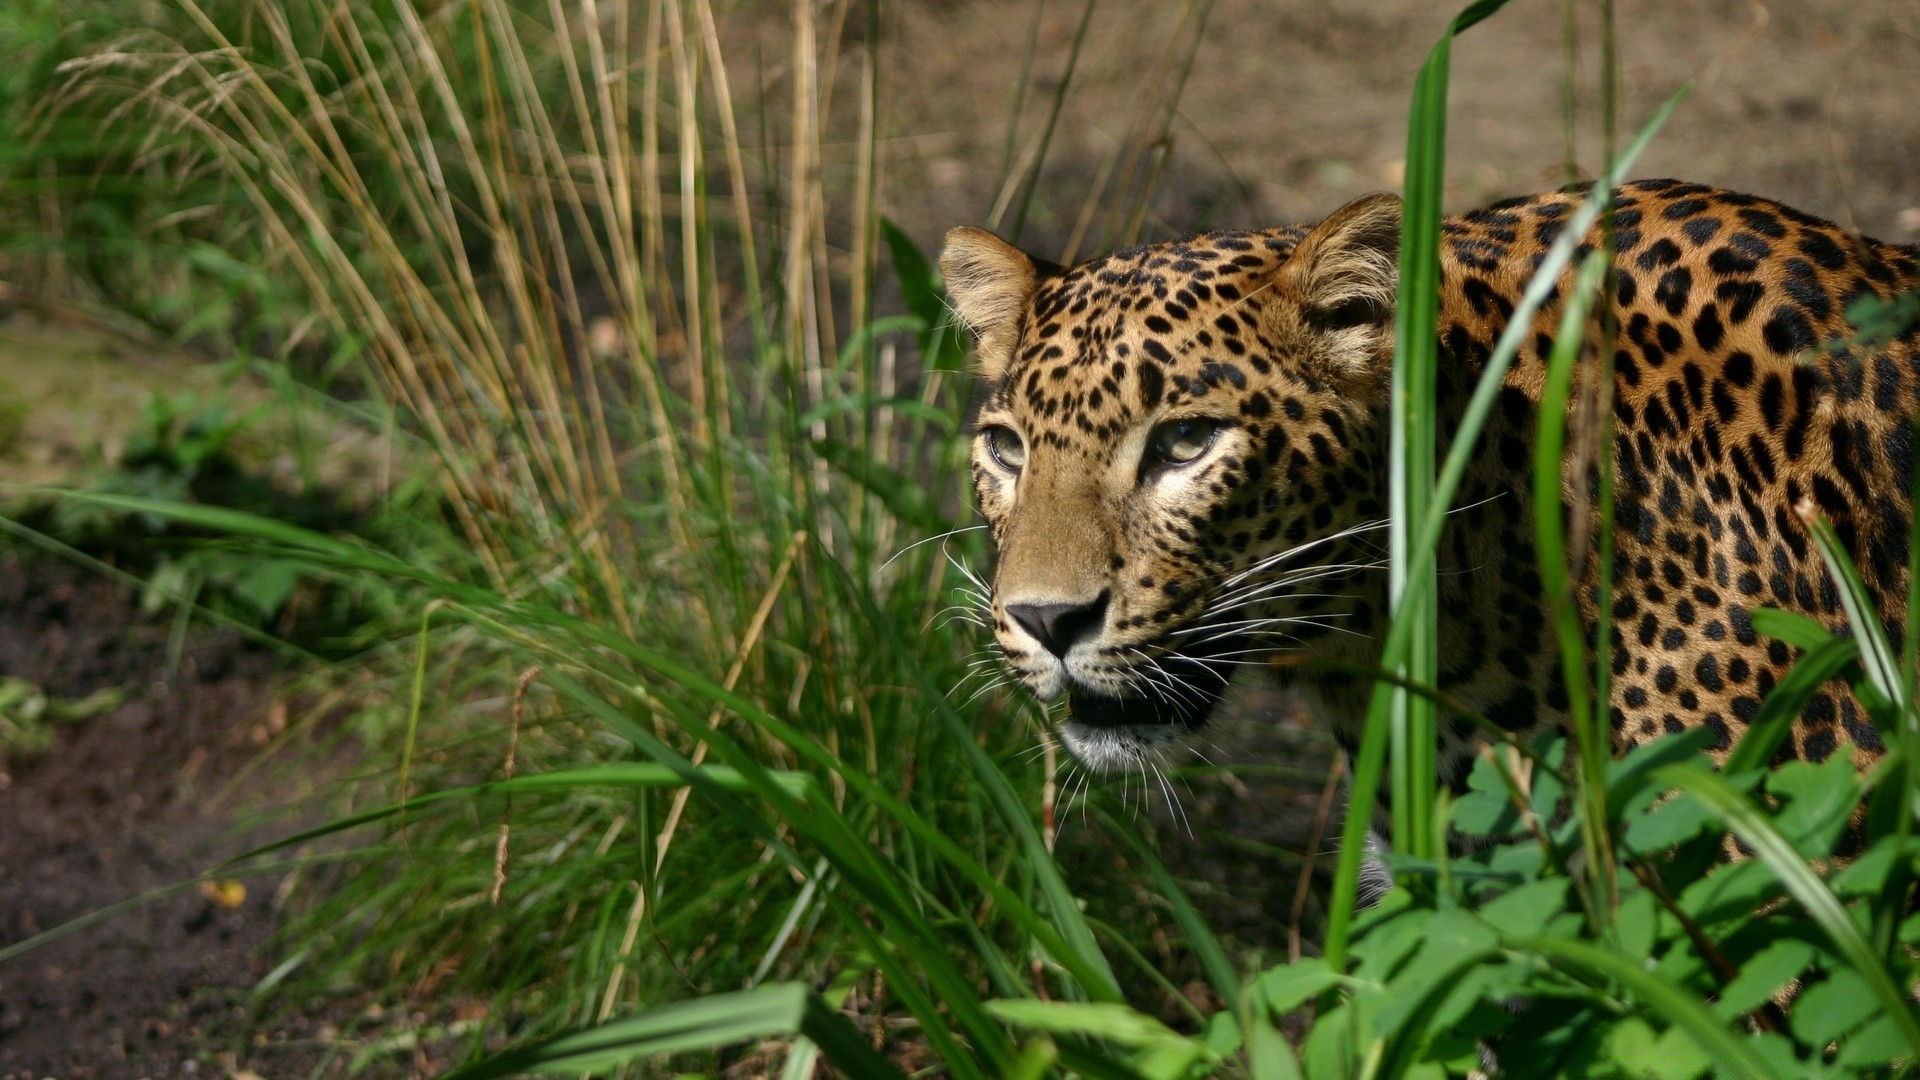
[981,425,1027,471]
[1148,418,1221,467]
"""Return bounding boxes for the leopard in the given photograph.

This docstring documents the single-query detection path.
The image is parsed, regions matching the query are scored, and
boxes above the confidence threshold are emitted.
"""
[938,179,1918,845]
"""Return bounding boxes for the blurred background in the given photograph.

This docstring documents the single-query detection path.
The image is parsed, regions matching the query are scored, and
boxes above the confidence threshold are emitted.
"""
[0,0,1913,1074]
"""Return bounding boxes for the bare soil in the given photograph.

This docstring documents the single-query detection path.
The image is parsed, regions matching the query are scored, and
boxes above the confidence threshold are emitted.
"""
[0,554,441,1079]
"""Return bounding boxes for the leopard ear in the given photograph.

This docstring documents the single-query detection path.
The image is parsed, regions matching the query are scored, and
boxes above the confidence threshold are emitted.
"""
[1279,192,1402,389]
[941,226,1039,382]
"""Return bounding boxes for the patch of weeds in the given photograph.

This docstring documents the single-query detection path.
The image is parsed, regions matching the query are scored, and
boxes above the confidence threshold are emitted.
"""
[0,675,123,758]
[7,388,410,650]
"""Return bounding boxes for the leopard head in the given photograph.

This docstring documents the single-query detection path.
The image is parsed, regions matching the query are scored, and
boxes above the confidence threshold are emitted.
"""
[940,194,1404,770]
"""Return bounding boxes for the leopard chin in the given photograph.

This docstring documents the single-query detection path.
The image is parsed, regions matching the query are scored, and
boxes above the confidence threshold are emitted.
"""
[1056,660,1234,773]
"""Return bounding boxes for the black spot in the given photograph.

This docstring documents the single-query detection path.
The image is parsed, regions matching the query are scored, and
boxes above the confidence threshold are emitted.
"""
[1803,727,1837,764]
[1137,360,1164,408]
[1761,307,1815,357]
[1681,217,1722,245]
[1637,238,1683,271]
[1692,306,1724,352]
[1722,351,1754,388]
[1737,208,1787,238]
[1797,230,1849,271]
[1695,655,1724,692]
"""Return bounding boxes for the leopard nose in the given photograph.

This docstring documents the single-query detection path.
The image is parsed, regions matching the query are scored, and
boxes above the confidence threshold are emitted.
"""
[1006,591,1110,659]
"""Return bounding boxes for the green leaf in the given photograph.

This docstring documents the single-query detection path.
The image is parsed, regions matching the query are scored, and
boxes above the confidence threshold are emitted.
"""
[1349,901,1432,980]
[1242,987,1305,1080]
[1617,887,1660,964]
[1677,857,1780,926]
[1831,836,1920,898]
[1476,878,1569,937]
[1711,937,1814,1021]
[1622,786,1718,855]
[1837,1010,1910,1067]
[1607,725,1720,805]
[1747,607,1834,651]
[1253,958,1344,1016]
[1373,911,1497,1042]
[986,1000,1209,1080]
[1453,750,1527,837]
[1766,756,1859,858]
[1789,968,1878,1047]
[1604,1018,1712,1080]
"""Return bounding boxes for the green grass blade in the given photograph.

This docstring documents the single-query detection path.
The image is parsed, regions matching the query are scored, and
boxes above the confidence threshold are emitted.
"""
[821,551,1124,1002]
[1721,635,1860,774]
[220,763,815,865]
[439,982,907,1079]
[1103,812,1241,1013]
[1323,84,1684,966]
[1530,249,1616,919]
[1653,761,1920,1057]
[1802,507,1909,716]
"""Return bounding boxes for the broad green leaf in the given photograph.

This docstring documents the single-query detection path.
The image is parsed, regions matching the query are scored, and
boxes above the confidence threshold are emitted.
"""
[1616,888,1659,964]
[1605,1018,1711,1080]
[1476,878,1569,937]
[1254,958,1344,1016]
[1836,1011,1910,1067]
[1789,968,1878,1047]
[1373,911,1497,1041]
[1677,858,1780,926]
[1622,787,1718,855]
[1831,836,1920,898]
[1243,989,1305,1080]
[1349,901,1431,980]
[1607,725,1719,806]
[1711,938,1814,1021]
[1452,750,1527,838]
[1766,756,1859,858]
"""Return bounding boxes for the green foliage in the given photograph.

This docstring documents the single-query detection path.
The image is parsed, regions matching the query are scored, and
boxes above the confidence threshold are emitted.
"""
[0,676,123,757]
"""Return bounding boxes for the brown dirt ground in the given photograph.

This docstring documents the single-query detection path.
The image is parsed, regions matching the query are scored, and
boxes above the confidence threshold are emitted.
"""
[879,0,1919,257]
[4,0,1918,1074]
[0,552,375,1079]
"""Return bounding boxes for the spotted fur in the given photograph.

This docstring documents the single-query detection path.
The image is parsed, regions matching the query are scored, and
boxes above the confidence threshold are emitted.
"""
[941,180,1917,798]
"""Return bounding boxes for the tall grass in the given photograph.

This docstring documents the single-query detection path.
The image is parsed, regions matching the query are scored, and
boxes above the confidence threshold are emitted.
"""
[7,0,1919,1074]
[12,0,1240,1069]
